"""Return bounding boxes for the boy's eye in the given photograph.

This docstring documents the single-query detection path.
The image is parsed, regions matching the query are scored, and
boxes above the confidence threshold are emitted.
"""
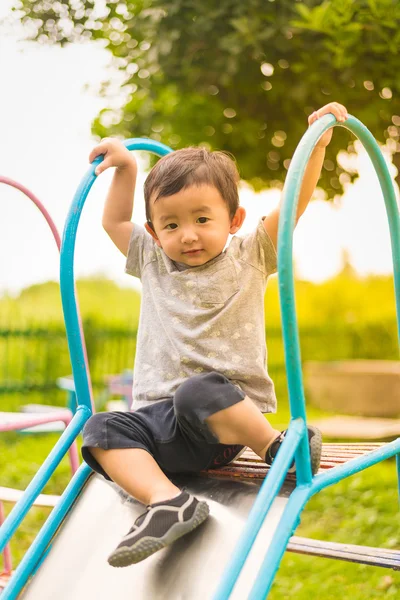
[165,223,178,230]
[197,217,209,224]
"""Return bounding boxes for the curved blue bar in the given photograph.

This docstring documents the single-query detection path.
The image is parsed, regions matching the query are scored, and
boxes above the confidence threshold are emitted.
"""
[0,138,172,600]
[279,114,400,422]
[249,115,400,599]
[215,114,400,599]
[60,139,173,415]
[0,139,173,600]
[278,114,400,486]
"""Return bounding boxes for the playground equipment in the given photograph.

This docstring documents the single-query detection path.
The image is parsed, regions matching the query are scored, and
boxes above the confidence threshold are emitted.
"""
[105,370,133,410]
[0,176,93,415]
[0,177,91,585]
[0,115,399,598]
[0,175,86,439]
[0,488,59,590]
[0,175,87,445]
[305,359,400,417]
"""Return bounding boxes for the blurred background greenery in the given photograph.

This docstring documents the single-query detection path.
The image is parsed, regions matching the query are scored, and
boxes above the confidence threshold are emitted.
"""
[13,0,400,197]
[0,268,398,411]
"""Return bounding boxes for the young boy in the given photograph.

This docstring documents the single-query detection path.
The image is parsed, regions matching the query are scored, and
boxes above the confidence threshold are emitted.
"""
[82,102,348,568]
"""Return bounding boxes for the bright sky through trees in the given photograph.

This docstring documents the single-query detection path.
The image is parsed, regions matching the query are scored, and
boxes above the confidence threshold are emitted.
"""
[0,3,395,295]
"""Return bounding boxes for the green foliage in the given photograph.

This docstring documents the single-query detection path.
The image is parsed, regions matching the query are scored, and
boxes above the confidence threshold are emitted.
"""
[0,277,141,396]
[265,271,397,326]
[0,273,397,419]
[0,276,141,327]
[1,270,396,328]
[12,0,400,196]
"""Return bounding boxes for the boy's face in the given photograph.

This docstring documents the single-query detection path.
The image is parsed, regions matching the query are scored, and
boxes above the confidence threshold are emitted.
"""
[145,184,245,266]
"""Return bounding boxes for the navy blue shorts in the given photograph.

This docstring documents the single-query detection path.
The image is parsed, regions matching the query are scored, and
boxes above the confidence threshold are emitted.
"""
[82,371,246,480]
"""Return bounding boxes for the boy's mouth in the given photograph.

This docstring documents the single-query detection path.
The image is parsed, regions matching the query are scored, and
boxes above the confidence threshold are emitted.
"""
[183,249,203,255]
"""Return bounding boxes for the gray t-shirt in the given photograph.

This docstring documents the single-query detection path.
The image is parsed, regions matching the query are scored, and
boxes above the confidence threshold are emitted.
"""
[125,218,277,413]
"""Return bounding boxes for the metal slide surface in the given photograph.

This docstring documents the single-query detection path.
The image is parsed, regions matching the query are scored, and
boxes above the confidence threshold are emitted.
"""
[21,473,291,600]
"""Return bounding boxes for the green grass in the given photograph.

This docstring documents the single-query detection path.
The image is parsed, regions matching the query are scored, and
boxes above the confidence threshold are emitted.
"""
[0,431,81,567]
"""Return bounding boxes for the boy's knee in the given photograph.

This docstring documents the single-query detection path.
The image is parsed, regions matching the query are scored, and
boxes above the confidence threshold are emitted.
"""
[82,412,109,447]
[174,371,228,418]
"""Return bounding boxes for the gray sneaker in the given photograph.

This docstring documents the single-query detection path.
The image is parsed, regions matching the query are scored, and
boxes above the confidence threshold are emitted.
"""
[108,490,210,567]
[265,425,322,476]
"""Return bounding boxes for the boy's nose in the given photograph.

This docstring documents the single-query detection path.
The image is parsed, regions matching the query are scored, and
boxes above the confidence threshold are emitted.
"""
[181,228,198,243]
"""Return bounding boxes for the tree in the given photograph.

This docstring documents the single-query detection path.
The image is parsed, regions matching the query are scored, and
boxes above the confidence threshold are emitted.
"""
[11,0,400,197]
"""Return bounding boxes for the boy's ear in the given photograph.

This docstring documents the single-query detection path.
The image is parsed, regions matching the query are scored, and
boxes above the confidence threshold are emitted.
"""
[145,222,162,247]
[229,207,246,234]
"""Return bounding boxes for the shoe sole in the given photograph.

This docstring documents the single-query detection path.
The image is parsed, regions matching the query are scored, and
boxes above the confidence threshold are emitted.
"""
[108,501,210,568]
[279,426,323,477]
[309,425,322,475]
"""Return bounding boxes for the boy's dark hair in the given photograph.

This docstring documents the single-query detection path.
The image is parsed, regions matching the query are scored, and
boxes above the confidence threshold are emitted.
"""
[144,147,240,224]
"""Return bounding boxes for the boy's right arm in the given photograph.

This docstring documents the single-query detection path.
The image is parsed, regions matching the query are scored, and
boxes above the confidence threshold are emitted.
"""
[89,138,137,257]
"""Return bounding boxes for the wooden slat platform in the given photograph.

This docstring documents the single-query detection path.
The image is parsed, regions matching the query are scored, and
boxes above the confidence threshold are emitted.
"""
[287,536,400,570]
[203,443,384,480]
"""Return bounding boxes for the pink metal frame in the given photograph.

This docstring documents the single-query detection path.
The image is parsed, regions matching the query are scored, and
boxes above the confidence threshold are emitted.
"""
[0,501,12,578]
[0,411,79,472]
[0,175,91,576]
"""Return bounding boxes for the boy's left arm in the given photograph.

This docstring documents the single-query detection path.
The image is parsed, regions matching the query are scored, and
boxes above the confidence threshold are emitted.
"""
[263,102,348,249]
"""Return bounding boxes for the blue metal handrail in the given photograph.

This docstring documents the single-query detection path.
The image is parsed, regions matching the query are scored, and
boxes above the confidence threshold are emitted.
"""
[215,114,400,600]
[60,138,172,415]
[0,139,172,599]
[279,115,400,434]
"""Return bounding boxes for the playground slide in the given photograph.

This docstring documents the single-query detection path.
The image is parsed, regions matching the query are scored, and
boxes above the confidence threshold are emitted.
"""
[20,474,291,600]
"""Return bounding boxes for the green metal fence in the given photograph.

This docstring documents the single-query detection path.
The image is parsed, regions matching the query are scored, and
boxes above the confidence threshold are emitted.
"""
[0,319,397,405]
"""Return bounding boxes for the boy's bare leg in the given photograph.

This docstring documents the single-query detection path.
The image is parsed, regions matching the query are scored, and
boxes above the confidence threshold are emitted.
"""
[205,396,280,460]
[89,446,209,568]
[90,447,180,504]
